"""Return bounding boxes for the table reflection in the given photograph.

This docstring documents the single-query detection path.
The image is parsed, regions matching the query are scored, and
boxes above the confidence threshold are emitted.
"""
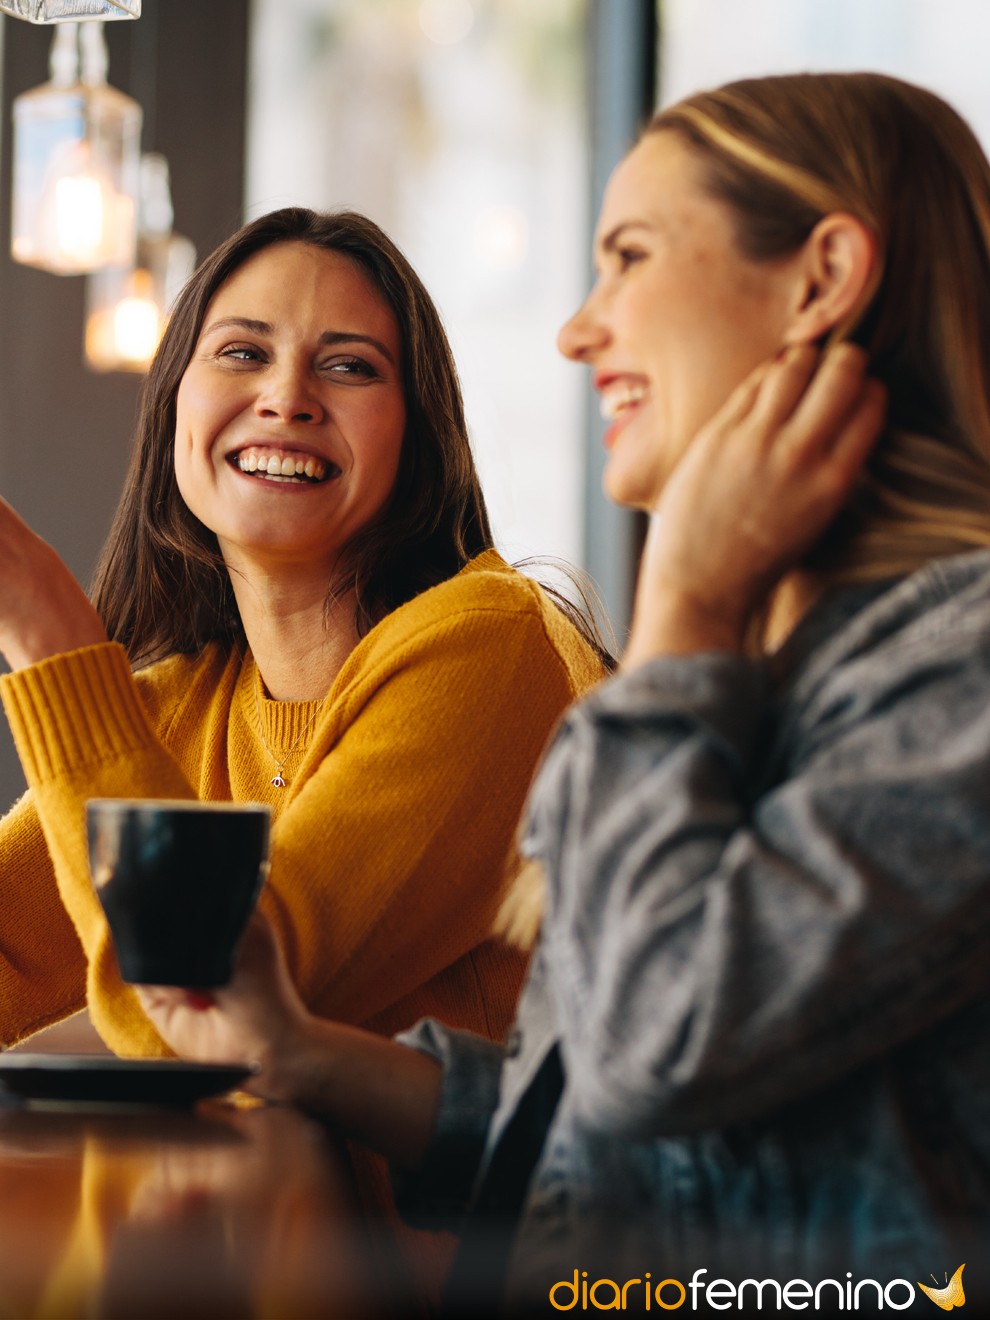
[0,1100,395,1319]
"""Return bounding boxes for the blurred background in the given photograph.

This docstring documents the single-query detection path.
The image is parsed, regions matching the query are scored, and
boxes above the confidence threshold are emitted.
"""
[1,0,990,804]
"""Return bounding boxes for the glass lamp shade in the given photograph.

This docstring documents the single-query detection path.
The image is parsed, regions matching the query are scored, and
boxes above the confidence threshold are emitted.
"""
[85,230,196,372]
[0,1,140,21]
[11,24,141,273]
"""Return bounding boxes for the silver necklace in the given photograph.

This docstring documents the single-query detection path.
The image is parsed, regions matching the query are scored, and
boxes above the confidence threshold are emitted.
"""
[254,668,329,789]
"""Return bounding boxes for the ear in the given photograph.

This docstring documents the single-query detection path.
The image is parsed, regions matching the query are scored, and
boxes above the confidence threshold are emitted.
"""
[782,213,877,346]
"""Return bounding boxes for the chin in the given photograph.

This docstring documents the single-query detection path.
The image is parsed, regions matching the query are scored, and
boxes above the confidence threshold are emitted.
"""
[603,427,671,510]
[602,463,662,512]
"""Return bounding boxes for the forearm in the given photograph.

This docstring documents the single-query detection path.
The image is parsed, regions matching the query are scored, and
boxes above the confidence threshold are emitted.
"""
[622,514,751,668]
[1,644,198,1055]
[0,794,88,1044]
[528,625,990,1135]
[622,546,811,669]
[264,1018,443,1170]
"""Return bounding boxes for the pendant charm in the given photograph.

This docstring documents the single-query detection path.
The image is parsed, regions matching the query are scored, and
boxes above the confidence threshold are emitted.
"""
[271,773,286,789]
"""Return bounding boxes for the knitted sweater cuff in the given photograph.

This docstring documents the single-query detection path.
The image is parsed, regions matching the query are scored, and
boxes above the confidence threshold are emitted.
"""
[0,643,154,784]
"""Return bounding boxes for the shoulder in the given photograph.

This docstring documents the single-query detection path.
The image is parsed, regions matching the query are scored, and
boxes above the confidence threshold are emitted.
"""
[132,643,239,733]
[402,550,555,624]
[779,548,990,743]
[374,552,601,667]
[783,549,990,681]
[339,552,604,697]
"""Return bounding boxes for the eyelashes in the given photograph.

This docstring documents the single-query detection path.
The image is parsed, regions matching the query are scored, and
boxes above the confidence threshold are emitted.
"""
[616,247,648,272]
[213,346,380,379]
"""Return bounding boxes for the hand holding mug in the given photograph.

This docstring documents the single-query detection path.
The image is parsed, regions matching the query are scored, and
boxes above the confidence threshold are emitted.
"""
[87,799,271,990]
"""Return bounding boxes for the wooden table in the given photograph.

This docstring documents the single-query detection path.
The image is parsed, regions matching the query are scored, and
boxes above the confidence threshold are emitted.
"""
[0,1016,420,1319]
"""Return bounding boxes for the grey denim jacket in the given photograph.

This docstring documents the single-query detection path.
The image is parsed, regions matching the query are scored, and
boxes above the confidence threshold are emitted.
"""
[399,549,990,1312]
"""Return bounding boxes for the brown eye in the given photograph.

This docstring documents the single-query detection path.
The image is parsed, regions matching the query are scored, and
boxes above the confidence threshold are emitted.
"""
[218,345,264,362]
[616,247,647,272]
[324,358,378,379]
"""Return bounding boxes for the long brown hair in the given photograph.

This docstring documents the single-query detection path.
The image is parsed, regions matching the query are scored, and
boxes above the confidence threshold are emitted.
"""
[92,208,494,665]
[651,72,990,586]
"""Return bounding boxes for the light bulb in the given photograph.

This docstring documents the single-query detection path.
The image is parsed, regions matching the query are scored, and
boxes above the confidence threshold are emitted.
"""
[85,149,196,373]
[111,277,161,365]
[44,143,115,268]
[11,21,141,274]
[85,221,196,372]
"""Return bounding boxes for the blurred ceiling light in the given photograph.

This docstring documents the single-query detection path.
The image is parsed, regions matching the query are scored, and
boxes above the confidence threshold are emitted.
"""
[473,205,529,269]
[0,0,140,20]
[418,0,474,46]
[11,20,141,274]
[85,152,195,372]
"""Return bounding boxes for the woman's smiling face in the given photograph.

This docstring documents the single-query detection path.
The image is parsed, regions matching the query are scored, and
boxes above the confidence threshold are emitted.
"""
[174,240,406,576]
[558,131,806,510]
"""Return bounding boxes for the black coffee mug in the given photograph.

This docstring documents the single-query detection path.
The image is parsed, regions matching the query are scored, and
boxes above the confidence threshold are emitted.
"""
[86,799,272,987]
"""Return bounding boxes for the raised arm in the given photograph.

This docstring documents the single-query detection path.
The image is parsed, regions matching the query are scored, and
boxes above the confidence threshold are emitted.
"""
[524,344,990,1136]
[622,342,885,663]
[0,498,134,1045]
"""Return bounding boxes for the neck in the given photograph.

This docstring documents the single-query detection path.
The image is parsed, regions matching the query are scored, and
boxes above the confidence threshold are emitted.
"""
[228,563,360,700]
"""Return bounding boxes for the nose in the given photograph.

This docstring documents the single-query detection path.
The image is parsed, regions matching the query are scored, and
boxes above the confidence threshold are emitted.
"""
[557,286,609,362]
[254,360,325,424]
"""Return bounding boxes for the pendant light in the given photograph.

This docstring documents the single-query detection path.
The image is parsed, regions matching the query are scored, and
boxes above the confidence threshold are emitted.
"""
[85,152,195,372]
[0,2,140,21]
[11,20,141,274]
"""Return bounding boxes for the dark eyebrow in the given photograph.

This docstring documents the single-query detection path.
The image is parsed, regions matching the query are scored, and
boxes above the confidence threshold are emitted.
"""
[200,317,397,365]
[318,330,396,365]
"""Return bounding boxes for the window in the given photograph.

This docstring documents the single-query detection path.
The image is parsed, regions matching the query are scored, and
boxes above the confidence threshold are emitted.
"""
[247,0,589,568]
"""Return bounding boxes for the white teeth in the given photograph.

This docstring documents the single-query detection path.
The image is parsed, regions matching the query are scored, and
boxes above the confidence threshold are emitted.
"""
[600,382,647,421]
[235,447,330,483]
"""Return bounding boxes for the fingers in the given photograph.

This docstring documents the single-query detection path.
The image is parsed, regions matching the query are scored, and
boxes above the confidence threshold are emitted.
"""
[134,985,184,1011]
[703,342,881,462]
[134,985,214,1015]
[776,342,879,454]
[695,357,776,448]
[824,375,887,482]
[753,343,823,426]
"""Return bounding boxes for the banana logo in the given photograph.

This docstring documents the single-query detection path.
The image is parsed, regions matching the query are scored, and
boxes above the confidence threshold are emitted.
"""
[918,1263,966,1311]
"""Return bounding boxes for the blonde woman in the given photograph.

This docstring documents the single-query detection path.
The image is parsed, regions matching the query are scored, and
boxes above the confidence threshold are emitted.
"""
[140,74,990,1313]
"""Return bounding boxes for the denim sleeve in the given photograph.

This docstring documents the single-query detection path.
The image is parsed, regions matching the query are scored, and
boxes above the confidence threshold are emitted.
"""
[390,1019,505,1229]
[526,622,990,1139]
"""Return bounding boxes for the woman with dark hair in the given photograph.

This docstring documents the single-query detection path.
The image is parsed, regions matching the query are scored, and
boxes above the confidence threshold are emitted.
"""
[0,207,604,1059]
[142,72,990,1314]
[95,208,505,659]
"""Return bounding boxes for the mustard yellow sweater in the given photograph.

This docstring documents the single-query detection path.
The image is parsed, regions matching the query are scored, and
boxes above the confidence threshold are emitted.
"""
[0,550,602,1056]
